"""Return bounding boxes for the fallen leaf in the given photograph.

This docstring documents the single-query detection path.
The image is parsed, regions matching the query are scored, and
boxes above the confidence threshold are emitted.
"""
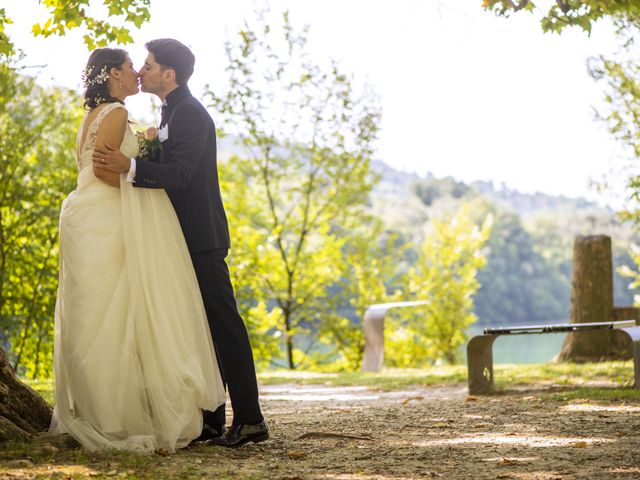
[466,396,480,402]
[497,457,516,466]
[287,450,306,460]
[402,396,424,405]
[572,441,588,448]
[432,422,449,428]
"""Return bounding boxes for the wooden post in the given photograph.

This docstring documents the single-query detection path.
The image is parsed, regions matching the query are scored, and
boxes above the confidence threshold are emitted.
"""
[556,235,629,362]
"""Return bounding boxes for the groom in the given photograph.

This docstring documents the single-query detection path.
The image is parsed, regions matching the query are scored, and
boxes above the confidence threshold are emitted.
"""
[93,38,268,448]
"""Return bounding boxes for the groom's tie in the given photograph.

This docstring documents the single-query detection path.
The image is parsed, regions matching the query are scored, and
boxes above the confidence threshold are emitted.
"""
[159,100,168,127]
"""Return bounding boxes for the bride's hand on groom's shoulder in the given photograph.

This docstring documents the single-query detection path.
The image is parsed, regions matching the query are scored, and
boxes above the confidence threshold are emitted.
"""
[93,144,131,173]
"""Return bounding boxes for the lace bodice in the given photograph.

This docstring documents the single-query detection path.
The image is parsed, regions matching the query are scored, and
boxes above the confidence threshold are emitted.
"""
[76,102,139,170]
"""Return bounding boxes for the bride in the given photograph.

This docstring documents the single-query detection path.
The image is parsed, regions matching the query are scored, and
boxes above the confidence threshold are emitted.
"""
[49,47,225,453]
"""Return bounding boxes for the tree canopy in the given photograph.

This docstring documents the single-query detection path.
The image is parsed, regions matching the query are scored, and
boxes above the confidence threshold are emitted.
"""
[482,0,640,33]
[0,57,82,378]
[0,0,151,56]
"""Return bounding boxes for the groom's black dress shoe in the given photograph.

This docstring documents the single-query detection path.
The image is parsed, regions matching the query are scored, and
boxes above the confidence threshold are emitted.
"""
[190,424,225,446]
[202,420,269,448]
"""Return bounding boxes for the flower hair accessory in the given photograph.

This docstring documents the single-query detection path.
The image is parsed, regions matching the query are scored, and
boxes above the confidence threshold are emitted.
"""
[82,65,110,88]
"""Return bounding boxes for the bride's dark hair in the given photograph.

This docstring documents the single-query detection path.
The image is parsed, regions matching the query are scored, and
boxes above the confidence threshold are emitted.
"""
[82,48,128,110]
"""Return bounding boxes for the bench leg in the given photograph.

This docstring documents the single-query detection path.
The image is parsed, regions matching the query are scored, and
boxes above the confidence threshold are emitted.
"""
[467,335,497,395]
[620,327,640,389]
[632,338,640,389]
[362,309,385,372]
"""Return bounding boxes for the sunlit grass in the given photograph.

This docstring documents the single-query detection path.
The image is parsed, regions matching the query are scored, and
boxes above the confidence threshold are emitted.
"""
[489,362,640,401]
[0,442,201,479]
[258,361,636,389]
[258,366,469,390]
[493,360,635,388]
[27,378,54,405]
[23,360,639,405]
[548,387,640,402]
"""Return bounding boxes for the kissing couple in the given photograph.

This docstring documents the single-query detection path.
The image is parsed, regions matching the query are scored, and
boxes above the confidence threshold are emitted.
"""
[49,38,268,452]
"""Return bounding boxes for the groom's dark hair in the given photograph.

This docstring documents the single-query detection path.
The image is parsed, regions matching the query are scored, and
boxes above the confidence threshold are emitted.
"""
[145,38,195,85]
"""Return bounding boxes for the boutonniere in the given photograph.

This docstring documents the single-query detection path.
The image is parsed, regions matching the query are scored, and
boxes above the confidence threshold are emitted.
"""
[157,124,169,142]
[136,127,163,161]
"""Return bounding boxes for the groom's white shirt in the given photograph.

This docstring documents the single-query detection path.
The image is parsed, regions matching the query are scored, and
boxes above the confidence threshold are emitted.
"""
[126,158,136,182]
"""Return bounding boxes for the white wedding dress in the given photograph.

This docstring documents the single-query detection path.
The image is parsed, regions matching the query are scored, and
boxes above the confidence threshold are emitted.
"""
[49,102,225,453]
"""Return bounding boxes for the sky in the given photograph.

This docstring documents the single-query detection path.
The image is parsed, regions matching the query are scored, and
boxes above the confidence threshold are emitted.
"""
[4,0,627,204]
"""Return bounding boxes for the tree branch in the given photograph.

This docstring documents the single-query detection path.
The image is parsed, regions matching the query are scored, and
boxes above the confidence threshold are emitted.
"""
[508,0,530,11]
[556,0,571,14]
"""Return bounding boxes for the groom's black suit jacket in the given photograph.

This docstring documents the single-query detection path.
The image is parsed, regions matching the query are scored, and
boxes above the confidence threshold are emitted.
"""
[134,84,230,253]
[134,85,263,425]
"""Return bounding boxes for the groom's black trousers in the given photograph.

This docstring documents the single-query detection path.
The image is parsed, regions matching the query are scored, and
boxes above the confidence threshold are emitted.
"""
[190,248,263,426]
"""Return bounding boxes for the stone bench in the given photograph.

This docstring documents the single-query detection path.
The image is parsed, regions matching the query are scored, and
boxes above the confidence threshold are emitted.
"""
[361,301,428,372]
[466,320,640,394]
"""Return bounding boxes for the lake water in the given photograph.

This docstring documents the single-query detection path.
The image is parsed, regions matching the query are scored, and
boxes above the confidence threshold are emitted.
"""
[463,326,566,364]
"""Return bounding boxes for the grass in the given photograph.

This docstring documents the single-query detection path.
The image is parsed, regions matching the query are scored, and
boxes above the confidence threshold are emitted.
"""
[0,442,238,479]
[492,361,640,401]
[23,360,640,404]
[258,361,640,401]
[257,365,469,390]
[28,378,54,405]
[263,360,635,383]
[547,387,640,402]
[493,360,636,386]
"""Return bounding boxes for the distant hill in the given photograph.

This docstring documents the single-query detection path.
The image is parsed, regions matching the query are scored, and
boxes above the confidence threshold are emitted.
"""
[369,160,638,317]
[370,160,609,219]
[470,180,605,217]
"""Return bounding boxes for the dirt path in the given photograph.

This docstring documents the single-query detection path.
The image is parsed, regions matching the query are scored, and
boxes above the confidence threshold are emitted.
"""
[2,383,640,479]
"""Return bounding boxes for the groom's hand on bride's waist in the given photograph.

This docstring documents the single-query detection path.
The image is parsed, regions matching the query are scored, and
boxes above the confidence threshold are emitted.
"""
[93,144,131,173]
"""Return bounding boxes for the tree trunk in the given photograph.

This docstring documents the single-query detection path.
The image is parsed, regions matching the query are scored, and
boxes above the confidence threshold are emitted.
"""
[556,235,629,362]
[0,346,52,443]
[283,310,295,370]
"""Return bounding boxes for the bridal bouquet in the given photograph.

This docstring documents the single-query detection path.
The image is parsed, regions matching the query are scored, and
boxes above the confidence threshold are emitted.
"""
[136,127,162,162]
